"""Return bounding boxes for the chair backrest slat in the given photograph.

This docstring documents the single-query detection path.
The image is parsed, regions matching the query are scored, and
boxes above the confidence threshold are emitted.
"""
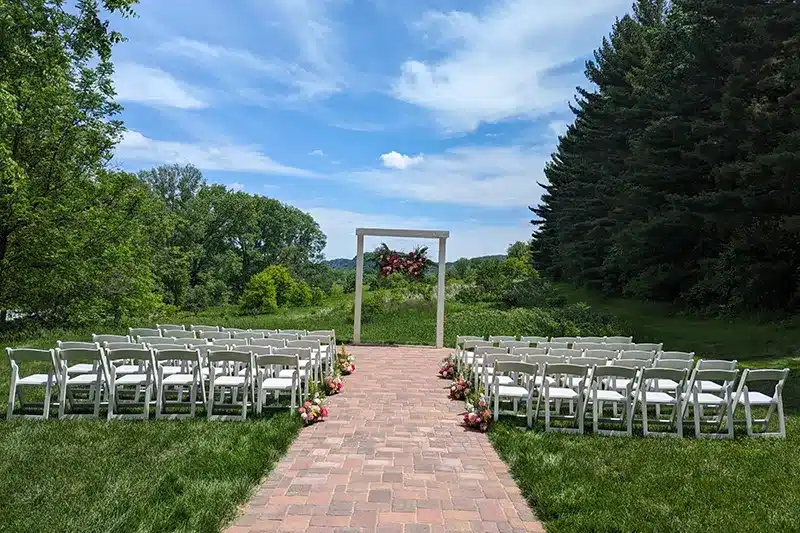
[632,342,663,352]
[573,342,606,350]
[658,350,694,360]
[57,341,98,350]
[157,324,185,331]
[104,342,143,351]
[92,334,130,344]
[612,358,652,369]
[591,365,638,379]
[256,354,300,367]
[741,368,790,383]
[551,336,578,343]
[549,348,583,358]
[475,346,509,356]
[6,347,56,363]
[488,335,516,342]
[274,347,312,359]
[246,345,273,356]
[574,356,608,368]
[512,347,548,356]
[696,359,737,371]
[499,340,530,349]
[129,328,161,338]
[279,329,307,335]
[619,350,656,360]
[233,331,263,340]
[199,331,231,341]
[148,342,187,351]
[543,363,589,377]
[220,327,247,333]
[250,338,286,348]
[139,336,169,344]
[169,330,198,339]
[250,329,279,335]
[208,349,251,363]
[287,340,320,351]
[526,354,566,365]
[494,360,537,375]
[577,336,605,343]
[463,340,493,350]
[154,348,201,362]
[269,333,301,341]
[583,349,617,360]
[107,347,151,362]
[605,336,633,343]
[539,342,568,350]
[655,359,694,370]
[191,325,220,332]
[519,336,549,344]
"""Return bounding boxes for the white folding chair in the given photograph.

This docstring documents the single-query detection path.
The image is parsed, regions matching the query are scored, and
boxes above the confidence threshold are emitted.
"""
[105,347,153,420]
[683,368,738,439]
[587,365,638,436]
[605,336,633,343]
[462,339,493,369]
[256,354,302,414]
[480,353,522,400]
[539,341,568,351]
[129,328,161,339]
[288,340,322,380]
[138,335,167,345]
[56,341,101,376]
[279,329,307,336]
[232,331,264,342]
[301,334,334,375]
[5,348,58,420]
[492,361,538,428]
[619,349,656,361]
[499,340,531,350]
[731,368,790,438]
[152,348,204,419]
[157,324,186,332]
[695,359,737,392]
[473,347,510,389]
[207,350,252,420]
[551,336,578,347]
[56,347,108,419]
[550,348,584,359]
[274,347,313,400]
[583,349,618,361]
[539,363,588,434]
[637,367,688,438]
[221,327,248,334]
[92,334,131,345]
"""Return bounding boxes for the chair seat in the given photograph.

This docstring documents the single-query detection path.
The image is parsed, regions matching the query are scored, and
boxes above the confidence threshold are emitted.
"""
[17,374,53,386]
[162,374,196,386]
[604,377,634,390]
[641,391,678,404]
[497,385,530,398]
[652,379,678,390]
[213,376,246,387]
[67,363,96,374]
[261,377,295,390]
[738,391,774,405]
[278,369,301,379]
[682,392,727,406]
[66,373,103,386]
[591,389,625,402]
[566,376,586,388]
[114,365,141,375]
[493,375,514,386]
[201,366,225,377]
[115,373,149,386]
[545,387,579,400]
[698,380,724,392]
[161,366,184,376]
[534,375,555,386]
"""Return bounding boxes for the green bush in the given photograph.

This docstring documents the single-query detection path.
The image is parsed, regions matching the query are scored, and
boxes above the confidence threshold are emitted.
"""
[311,286,326,305]
[239,271,278,314]
[287,280,312,307]
[328,283,344,298]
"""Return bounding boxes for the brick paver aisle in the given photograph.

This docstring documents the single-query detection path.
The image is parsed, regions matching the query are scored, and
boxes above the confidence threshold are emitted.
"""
[226,346,545,533]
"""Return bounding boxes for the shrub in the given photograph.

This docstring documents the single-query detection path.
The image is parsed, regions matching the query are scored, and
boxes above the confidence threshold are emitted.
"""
[184,285,211,313]
[328,283,344,298]
[287,280,312,307]
[239,271,278,314]
[311,286,327,305]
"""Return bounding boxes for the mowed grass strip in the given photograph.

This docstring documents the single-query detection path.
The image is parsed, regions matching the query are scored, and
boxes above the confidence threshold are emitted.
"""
[0,415,300,533]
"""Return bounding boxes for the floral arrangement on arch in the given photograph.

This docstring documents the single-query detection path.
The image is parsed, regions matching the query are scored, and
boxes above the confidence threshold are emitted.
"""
[463,394,492,432]
[336,345,356,375]
[324,373,344,395]
[299,387,328,425]
[376,243,429,280]
[438,354,456,379]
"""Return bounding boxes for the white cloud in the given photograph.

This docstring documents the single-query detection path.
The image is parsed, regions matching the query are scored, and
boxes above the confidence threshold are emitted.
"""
[380,151,424,170]
[309,149,326,157]
[351,145,546,208]
[114,63,207,109]
[304,207,531,260]
[116,130,316,177]
[392,0,629,131]
[549,120,569,137]
[229,182,245,192]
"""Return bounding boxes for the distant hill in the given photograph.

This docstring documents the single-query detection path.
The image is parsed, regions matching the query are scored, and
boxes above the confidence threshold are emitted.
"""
[324,254,506,270]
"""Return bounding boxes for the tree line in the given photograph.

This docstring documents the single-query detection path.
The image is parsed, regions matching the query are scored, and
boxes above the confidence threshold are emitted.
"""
[532,0,800,313]
[0,1,345,326]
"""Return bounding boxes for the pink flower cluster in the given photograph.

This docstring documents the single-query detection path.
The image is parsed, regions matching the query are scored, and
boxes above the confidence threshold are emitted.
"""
[299,397,328,425]
[463,397,492,432]
[376,244,429,280]
[325,374,344,395]
[449,378,471,400]
[438,355,456,379]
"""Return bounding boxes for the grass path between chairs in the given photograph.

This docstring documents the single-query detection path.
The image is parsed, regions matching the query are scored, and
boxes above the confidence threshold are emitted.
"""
[490,284,800,533]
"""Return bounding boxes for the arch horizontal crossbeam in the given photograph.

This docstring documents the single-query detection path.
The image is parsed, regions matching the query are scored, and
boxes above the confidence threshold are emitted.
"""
[354,228,450,348]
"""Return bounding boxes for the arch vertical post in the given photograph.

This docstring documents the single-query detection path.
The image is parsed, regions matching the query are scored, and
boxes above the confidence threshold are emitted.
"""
[353,233,365,345]
[436,236,447,348]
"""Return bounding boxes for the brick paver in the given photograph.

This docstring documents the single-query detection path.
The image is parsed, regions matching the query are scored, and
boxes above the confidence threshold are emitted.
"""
[226,346,545,533]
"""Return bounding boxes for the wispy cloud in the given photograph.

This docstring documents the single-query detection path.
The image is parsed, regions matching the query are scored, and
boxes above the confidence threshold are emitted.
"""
[380,151,424,170]
[116,130,316,177]
[392,0,629,131]
[114,63,207,109]
[309,149,326,157]
[229,182,245,192]
[350,145,547,208]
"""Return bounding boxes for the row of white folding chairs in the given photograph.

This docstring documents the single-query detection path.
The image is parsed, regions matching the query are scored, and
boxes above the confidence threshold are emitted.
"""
[127,327,335,344]
[479,353,788,438]
[456,334,665,351]
[5,344,310,421]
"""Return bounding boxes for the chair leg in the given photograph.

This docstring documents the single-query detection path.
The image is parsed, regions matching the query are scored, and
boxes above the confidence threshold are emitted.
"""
[641,397,649,437]
[577,394,584,434]
[676,402,683,438]
[93,382,102,418]
[207,386,215,419]
[544,392,551,432]
[526,394,533,428]
[43,375,53,420]
[745,398,754,437]
[142,382,152,420]
[7,374,16,420]
[189,382,197,418]
[58,382,68,419]
[493,389,499,422]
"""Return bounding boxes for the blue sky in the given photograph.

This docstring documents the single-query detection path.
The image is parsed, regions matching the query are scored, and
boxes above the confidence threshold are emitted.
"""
[111,0,631,260]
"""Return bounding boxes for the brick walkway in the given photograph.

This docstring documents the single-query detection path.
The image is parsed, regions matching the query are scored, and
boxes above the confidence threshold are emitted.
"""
[226,345,544,533]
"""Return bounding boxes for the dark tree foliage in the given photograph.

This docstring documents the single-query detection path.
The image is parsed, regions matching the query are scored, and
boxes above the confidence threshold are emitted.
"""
[532,0,800,313]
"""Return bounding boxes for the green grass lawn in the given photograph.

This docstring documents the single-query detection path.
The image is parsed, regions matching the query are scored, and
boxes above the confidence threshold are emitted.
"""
[489,284,800,533]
